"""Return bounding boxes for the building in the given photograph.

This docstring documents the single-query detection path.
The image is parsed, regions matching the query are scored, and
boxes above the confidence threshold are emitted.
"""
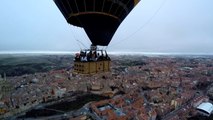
[52,87,66,98]
[0,74,13,98]
[193,96,209,108]
[89,91,157,120]
[196,102,213,116]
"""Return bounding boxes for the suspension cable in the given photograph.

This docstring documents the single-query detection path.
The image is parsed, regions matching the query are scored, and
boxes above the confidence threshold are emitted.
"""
[108,0,168,49]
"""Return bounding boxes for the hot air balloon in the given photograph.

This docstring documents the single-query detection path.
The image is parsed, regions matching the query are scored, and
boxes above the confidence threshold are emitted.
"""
[54,0,140,46]
[54,0,140,74]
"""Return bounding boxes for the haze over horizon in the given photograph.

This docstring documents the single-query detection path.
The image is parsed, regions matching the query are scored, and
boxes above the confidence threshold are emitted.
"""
[0,0,213,54]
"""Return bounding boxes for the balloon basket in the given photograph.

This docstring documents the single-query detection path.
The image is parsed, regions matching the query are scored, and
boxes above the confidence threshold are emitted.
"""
[73,49,111,75]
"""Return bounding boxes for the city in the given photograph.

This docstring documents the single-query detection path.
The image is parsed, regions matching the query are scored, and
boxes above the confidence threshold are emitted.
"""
[1,0,213,119]
[0,54,213,120]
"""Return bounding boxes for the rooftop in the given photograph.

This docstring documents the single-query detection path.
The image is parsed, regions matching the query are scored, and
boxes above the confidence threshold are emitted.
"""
[197,102,213,115]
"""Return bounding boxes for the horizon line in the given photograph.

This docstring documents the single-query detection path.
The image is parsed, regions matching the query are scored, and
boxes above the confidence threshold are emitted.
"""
[0,51,212,56]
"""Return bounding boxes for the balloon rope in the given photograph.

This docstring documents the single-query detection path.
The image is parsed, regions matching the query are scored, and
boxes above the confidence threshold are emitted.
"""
[108,0,168,49]
[76,39,88,49]
[69,26,82,50]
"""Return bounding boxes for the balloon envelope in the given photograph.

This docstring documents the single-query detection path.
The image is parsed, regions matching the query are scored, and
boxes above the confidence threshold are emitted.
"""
[54,0,140,46]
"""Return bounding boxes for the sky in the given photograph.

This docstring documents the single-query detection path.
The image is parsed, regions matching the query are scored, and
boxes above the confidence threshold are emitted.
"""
[0,0,213,54]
